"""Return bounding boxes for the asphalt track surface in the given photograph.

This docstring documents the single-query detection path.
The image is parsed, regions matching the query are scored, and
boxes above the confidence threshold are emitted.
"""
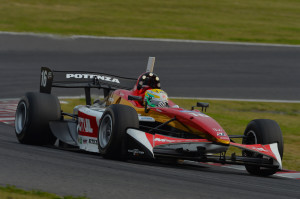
[0,33,300,199]
[0,33,300,100]
[1,122,300,199]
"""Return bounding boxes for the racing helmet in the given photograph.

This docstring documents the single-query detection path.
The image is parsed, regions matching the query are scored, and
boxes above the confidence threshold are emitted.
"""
[136,72,160,90]
[144,89,168,107]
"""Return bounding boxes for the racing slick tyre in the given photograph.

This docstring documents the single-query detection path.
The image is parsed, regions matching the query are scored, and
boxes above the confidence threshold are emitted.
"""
[98,104,139,160]
[15,92,61,145]
[242,119,283,176]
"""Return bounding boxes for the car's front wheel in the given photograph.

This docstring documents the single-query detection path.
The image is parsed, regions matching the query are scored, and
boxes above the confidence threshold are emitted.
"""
[98,104,139,159]
[242,119,283,176]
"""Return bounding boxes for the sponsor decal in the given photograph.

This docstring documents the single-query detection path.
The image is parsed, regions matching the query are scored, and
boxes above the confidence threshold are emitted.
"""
[78,117,93,133]
[154,137,206,144]
[153,135,210,146]
[213,128,222,132]
[138,116,155,122]
[83,139,88,144]
[128,149,145,156]
[77,111,99,137]
[78,137,83,144]
[154,138,176,143]
[213,128,226,136]
[108,97,114,102]
[252,147,268,152]
[219,136,230,140]
[66,74,120,84]
[179,110,195,113]
[180,110,210,118]
[89,139,98,145]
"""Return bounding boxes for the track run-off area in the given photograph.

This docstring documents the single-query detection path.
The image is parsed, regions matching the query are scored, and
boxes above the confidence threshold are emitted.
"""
[0,32,300,199]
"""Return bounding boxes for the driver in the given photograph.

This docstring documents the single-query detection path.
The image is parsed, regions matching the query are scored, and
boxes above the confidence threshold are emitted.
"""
[144,89,168,107]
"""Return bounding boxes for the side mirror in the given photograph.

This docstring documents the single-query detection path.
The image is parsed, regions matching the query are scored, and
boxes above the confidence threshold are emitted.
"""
[144,101,150,113]
[128,95,150,113]
[191,102,209,112]
[128,95,143,101]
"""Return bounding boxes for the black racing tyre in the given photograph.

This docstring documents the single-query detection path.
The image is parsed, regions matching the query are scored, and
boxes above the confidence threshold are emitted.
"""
[98,104,139,160]
[15,92,61,145]
[242,119,284,176]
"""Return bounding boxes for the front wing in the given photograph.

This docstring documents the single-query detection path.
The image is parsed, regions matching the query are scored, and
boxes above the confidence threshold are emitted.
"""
[126,128,282,170]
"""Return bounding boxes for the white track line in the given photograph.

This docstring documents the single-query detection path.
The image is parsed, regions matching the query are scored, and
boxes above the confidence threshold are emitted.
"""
[275,173,300,179]
[183,161,300,179]
[1,31,300,48]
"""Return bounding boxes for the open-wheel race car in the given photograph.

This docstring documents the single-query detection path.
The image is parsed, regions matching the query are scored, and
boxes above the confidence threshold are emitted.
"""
[15,57,284,176]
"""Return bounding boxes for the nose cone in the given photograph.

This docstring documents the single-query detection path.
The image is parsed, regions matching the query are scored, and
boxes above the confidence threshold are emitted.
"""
[208,129,230,145]
[189,113,230,145]
[162,109,230,145]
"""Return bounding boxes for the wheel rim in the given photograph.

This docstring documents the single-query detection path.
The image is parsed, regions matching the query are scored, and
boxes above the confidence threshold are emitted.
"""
[243,130,258,157]
[245,130,257,144]
[99,114,113,148]
[15,101,27,134]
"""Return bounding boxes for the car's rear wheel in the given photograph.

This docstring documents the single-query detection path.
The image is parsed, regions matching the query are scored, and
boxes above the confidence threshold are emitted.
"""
[242,119,283,176]
[15,92,61,145]
[98,104,139,160]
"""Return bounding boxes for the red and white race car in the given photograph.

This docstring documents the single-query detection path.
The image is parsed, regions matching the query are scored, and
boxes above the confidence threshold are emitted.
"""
[15,57,283,176]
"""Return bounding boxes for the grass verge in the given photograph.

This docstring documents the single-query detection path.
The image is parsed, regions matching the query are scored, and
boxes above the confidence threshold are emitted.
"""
[60,98,300,171]
[0,185,88,199]
[0,0,299,44]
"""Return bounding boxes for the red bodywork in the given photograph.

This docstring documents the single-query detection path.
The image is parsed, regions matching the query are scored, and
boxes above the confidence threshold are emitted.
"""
[109,87,230,145]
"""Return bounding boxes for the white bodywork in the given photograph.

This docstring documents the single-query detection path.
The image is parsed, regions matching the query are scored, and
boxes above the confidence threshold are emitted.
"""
[74,105,156,153]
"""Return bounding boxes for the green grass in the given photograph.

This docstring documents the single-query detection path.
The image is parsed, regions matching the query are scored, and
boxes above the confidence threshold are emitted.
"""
[0,0,300,44]
[0,185,88,199]
[60,98,300,171]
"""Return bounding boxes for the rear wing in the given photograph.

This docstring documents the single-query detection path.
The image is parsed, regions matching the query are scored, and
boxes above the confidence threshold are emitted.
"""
[40,67,137,104]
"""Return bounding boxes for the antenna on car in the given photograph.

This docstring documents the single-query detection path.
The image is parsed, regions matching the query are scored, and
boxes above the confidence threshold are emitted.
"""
[146,57,155,72]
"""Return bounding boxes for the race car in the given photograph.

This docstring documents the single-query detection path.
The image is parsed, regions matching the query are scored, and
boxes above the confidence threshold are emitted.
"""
[14,57,284,176]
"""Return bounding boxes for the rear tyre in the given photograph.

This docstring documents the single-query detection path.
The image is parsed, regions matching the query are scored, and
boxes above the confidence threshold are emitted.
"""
[242,119,283,176]
[98,104,139,160]
[15,92,61,145]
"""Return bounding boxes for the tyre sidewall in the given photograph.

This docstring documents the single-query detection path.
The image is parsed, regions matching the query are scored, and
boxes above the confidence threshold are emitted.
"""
[98,104,139,159]
[15,92,61,145]
[98,108,119,155]
[15,97,31,143]
[243,119,283,176]
[244,119,283,158]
